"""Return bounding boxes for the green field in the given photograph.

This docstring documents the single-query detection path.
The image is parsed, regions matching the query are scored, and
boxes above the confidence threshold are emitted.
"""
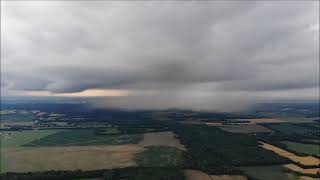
[282,141,320,156]
[24,129,143,147]
[95,127,121,135]
[239,166,298,180]
[134,146,185,167]
[0,129,63,148]
[265,123,315,135]
[1,129,63,172]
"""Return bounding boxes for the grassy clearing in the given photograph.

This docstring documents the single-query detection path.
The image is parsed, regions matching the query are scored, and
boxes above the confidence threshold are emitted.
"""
[282,141,320,156]
[239,165,298,180]
[134,146,184,167]
[24,129,143,147]
[0,129,63,148]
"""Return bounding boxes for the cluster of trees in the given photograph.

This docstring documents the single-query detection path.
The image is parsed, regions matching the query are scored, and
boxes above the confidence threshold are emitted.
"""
[171,124,290,174]
[1,167,185,180]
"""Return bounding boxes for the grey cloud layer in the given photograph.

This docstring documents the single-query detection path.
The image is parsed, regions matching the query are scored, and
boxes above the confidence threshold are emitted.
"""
[1,1,319,110]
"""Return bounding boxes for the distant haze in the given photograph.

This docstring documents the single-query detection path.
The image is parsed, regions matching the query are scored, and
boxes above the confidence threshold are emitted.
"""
[1,1,319,111]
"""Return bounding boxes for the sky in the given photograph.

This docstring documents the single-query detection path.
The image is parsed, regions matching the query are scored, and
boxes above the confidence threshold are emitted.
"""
[1,1,319,111]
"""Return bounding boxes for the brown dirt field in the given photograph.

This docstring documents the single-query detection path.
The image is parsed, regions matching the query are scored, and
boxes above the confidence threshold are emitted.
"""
[210,175,248,180]
[2,145,144,172]
[284,164,320,175]
[184,169,212,180]
[139,131,186,151]
[220,124,272,133]
[259,142,320,166]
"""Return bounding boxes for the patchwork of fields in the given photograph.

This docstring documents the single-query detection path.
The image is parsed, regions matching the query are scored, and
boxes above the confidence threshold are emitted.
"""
[1,129,187,173]
[259,142,320,166]
[1,116,319,180]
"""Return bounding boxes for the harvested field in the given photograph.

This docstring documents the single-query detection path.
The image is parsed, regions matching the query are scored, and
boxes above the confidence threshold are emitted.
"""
[220,124,272,133]
[284,164,320,175]
[259,142,320,166]
[184,169,211,180]
[139,131,186,151]
[1,145,144,172]
[210,175,247,180]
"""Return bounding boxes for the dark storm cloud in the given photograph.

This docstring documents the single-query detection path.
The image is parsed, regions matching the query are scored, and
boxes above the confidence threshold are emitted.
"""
[1,1,319,110]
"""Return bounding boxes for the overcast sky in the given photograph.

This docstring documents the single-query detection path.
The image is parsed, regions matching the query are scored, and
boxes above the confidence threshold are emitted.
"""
[1,1,319,111]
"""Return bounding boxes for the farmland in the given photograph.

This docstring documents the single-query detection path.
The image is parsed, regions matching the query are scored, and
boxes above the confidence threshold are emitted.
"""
[24,129,143,147]
[220,124,272,134]
[184,169,211,180]
[1,167,186,180]
[210,175,247,180]
[1,127,188,173]
[134,145,185,167]
[0,113,34,122]
[139,131,186,150]
[281,141,320,156]
[262,123,318,138]
[1,102,319,179]
[1,145,144,172]
[1,129,63,148]
[259,142,320,166]
[284,164,320,175]
[239,165,298,180]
